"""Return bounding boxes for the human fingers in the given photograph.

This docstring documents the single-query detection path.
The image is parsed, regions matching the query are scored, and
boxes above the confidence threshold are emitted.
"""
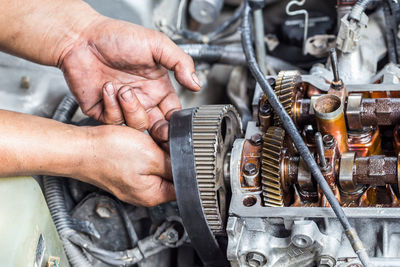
[150,33,201,91]
[102,82,125,124]
[118,86,149,131]
[130,176,176,207]
[147,107,169,143]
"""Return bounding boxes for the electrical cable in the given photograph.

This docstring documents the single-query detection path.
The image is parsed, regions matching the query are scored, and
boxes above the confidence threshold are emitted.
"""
[240,2,370,266]
[349,0,374,22]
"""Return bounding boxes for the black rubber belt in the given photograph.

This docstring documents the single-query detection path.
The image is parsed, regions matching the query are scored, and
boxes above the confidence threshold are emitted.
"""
[170,108,229,267]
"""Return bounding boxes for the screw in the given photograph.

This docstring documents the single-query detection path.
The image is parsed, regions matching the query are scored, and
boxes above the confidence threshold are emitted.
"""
[246,252,266,267]
[166,228,179,244]
[244,163,257,176]
[323,134,335,148]
[250,134,263,146]
[20,76,30,89]
[318,256,336,267]
[259,103,272,116]
[267,77,276,87]
[95,204,113,219]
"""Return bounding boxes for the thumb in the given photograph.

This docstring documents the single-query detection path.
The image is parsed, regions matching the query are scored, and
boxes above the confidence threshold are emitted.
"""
[151,33,201,91]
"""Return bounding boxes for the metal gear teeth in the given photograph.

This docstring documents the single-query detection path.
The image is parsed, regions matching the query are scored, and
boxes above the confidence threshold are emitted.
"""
[261,126,286,207]
[273,70,301,125]
[192,105,241,234]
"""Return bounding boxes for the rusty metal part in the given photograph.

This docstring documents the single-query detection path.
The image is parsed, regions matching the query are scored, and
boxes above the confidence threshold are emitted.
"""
[273,70,302,125]
[258,97,272,132]
[243,163,259,187]
[192,105,241,234]
[297,97,400,128]
[240,140,262,189]
[360,98,400,126]
[296,157,318,202]
[315,132,329,171]
[261,126,287,207]
[348,127,382,157]
[358,185,400,207]
[329,48,344,90]
[353,156,398,185]
[312,94,348,154]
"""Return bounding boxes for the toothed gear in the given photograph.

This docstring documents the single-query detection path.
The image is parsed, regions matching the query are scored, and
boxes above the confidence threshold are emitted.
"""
[192,105,241,234]
[261,126,286,207]
[273,70,301,125]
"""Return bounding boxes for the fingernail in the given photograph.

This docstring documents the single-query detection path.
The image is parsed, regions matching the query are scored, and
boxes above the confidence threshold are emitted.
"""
[121,89,133,102]
[104,83,114,96]
[191,72,201,88]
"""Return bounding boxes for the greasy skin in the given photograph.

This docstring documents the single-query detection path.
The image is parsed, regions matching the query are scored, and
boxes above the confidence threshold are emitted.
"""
[0,0,200,143]
[0,110,175,206]
[61,18,201,144]
[0,0,199,206]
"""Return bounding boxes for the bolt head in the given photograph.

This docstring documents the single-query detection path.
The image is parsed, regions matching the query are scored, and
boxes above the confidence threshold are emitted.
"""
[318,256,336,267]
[259,103,272,116]
[246,252,266,267]
[322,134,335,148]
[166,229,179,244]
[250,134,263,146]
[244,163,257,176]
[95,205,112,219]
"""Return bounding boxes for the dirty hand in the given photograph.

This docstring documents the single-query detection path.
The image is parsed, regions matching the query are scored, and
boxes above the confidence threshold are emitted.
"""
[60,17,200,143]
[0,1,200,142]
[82,125,175,206]
[0,110,175,207]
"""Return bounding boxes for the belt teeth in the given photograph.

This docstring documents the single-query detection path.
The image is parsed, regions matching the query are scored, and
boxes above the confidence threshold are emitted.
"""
[261,126,286,207]
[192,105,241,234]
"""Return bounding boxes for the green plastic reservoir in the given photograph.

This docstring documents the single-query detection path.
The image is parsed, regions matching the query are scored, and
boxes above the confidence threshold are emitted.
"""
[0,177,69,267]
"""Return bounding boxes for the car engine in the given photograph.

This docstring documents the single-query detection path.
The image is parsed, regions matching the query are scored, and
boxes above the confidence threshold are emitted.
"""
[3,0,400,266]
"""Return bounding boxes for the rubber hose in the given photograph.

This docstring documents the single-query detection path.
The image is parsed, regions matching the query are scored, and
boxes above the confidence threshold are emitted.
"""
[43,95,91,266]
[349,0,374,22]
[179,44,246,65]
[240,2,370,266]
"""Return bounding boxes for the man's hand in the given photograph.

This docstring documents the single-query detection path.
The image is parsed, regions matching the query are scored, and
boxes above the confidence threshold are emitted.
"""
[0,110,175,207]
[82,125,175,206]
[60,18,200,143]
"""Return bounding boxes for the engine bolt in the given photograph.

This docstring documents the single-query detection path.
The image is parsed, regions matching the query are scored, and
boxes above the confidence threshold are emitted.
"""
[318,255,336,267]
[244,163,257,176]
[323,134,335,149]
[246,252,266,267]
[250,134,263,146]
[259,103,272,116]
[95,204,113,219]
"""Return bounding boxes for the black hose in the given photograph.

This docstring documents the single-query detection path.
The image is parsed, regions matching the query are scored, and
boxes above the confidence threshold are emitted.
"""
[179,44,246,65]
[208,4,244,40]
[43,95,91,266]
[179,44,306,73]
[240,2,370,266]
[383,0,400,64]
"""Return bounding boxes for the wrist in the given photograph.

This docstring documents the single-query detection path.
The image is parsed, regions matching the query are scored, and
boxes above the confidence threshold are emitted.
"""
[53,2,105,68]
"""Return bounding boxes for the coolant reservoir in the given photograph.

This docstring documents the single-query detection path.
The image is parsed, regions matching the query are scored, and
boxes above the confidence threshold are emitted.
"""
[0,177,69,267]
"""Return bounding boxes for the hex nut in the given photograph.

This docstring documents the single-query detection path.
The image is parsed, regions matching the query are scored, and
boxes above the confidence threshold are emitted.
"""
[246,252,266,267]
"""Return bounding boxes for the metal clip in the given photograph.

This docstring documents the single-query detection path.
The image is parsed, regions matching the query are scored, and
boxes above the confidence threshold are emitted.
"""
[286,0,309,55]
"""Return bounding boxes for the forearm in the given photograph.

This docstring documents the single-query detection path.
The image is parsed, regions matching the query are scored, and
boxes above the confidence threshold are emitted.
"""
[0,110,90,178]
[0,0,102,66]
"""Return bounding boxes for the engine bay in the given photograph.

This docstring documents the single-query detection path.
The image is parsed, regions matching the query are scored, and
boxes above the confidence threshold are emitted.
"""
[3,0,400,266]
